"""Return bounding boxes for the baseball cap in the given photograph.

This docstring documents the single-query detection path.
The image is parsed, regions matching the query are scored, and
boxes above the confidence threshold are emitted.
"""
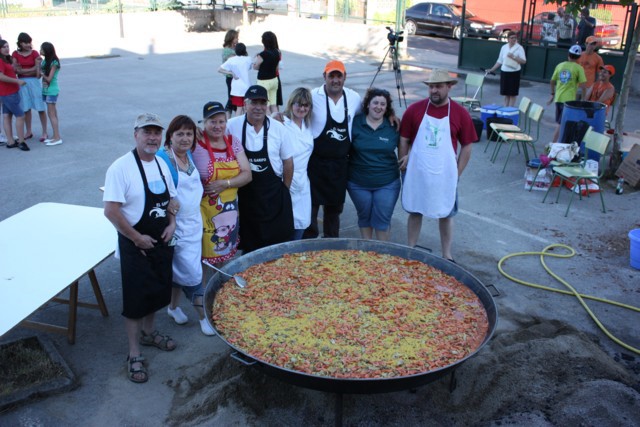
[134,113,164,129]
[568,45,582,56]
[324,60,346,75]
[600,64,615,76]
[586,36,598,45]
[244,85,268,100]
[202,101,226,120]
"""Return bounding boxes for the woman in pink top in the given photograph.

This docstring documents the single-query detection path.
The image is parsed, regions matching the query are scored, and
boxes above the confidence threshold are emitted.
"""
[12,33,47,142]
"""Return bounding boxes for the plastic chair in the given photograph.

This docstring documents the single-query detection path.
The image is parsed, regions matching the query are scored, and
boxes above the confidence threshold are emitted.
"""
[452,73,484,112]
[484,97,532,154]
[604,92,617,130]
[542,129,610,217]
[491,104,544,173]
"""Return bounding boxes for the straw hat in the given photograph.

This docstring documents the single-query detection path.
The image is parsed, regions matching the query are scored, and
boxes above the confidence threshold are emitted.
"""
[423,69,457,85]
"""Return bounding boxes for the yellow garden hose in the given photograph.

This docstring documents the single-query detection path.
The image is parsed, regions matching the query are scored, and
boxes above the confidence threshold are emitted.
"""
[497,243,640,355]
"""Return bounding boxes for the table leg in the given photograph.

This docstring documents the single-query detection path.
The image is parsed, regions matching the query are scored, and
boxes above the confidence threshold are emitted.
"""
[67,281,78,344]
[88,269,109,317]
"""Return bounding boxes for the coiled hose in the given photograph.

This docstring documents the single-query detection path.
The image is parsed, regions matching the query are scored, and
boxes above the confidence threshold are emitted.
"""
[497,243,640,355]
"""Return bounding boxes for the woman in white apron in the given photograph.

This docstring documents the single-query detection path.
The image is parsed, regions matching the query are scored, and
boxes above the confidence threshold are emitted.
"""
[280,87,313,240]
[157,115,214,336]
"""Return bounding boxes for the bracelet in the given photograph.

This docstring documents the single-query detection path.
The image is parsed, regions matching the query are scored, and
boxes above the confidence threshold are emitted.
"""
[227,179,231,188]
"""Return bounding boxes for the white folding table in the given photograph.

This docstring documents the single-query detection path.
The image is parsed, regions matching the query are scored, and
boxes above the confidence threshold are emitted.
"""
[0,203,116,344]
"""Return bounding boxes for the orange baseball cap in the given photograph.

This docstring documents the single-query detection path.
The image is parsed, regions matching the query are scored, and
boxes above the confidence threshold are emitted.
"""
[600,64,615,76]
[324,60,346,75]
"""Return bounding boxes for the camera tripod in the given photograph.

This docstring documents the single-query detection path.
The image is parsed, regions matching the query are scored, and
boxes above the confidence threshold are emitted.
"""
[370,41,407,108]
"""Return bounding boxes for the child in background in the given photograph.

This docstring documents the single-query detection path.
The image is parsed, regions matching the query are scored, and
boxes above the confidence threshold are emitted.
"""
[218,43,253,117]
[41,41,62,146]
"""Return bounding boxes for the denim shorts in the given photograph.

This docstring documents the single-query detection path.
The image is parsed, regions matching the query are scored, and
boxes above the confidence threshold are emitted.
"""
[347,178,401,231]
[43,94,59,104]
[0,92,25,117]
[172,282,203,302]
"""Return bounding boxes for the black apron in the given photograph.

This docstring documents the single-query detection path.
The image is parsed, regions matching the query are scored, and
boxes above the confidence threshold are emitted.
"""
[238,117,293,253]
[118,149,174,319]
[307,88,351,205]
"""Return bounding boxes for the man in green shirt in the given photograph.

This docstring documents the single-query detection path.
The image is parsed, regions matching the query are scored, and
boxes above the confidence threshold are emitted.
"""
[549,45,587,142]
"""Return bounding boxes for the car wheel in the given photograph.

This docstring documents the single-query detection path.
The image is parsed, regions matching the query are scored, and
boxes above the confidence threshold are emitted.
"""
[405,20,417,36]
[453,26,463,39]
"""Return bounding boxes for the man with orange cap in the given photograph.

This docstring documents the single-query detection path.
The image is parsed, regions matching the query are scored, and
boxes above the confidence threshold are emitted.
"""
[588,64,615,114]
[577,35,604,100]
[304,60,362,238]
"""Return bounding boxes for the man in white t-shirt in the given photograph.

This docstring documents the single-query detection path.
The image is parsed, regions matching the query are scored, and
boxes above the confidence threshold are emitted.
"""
[227,85,294,252]
[103,113,177,384]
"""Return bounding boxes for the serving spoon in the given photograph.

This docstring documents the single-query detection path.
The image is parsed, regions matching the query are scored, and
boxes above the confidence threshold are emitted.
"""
[202,260,247,288]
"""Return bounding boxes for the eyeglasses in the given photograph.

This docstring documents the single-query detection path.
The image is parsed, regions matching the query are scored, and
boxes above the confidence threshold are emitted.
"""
[294,102,310,108]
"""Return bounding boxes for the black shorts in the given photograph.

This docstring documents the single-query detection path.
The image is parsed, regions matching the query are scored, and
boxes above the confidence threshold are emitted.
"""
[500,70,521,96]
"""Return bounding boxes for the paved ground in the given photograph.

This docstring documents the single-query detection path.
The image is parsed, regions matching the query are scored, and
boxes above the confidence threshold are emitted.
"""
[1,12,639,426]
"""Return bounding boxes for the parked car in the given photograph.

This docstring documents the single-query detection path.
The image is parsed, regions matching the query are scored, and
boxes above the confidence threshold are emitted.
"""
[492,11,621,47]
[404,1,494,40]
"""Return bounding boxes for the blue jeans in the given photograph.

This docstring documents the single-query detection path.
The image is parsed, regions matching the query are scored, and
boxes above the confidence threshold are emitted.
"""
[347,178,400,231]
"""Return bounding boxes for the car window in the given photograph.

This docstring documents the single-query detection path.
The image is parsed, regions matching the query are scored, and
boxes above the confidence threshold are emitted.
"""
[433,5,448,16]
[412,3,429,13]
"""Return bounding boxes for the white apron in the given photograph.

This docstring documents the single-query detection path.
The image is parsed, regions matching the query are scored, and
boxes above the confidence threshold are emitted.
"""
[402,100,458,218]
[284,117,313,230]
[172,152,204,286]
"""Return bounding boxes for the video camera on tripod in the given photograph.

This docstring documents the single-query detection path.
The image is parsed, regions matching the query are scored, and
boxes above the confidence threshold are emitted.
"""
[386,26,404,46]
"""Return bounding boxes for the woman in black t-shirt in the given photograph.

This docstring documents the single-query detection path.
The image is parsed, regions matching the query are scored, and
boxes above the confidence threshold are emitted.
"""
[253,31,280,114]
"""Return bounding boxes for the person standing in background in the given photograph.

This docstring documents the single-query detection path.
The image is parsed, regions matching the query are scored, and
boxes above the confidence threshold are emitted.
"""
[40,41,62,146]
[555,6,575,48]
[577,8,596,49]
[253,31,280,115]
[487,31,526,107]
[0,39,28,151]
[11,32,47,143]
[577,36,604,100]
[221,30,238,118]
[218,43,253,117]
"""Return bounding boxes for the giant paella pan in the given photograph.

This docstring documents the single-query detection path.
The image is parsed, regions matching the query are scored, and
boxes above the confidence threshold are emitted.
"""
[204,239,498,394]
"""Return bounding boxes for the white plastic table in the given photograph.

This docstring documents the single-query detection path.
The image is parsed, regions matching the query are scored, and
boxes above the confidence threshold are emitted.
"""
[0,203,116,344]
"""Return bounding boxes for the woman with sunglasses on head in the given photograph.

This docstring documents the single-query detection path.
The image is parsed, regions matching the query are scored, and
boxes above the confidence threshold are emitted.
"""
[346,88,400,241]
[280,87,314,240]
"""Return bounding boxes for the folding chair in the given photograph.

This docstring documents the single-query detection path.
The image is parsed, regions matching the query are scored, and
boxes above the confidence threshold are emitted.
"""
[484,97,532,154]
[491,104,544,173]
[452,73,484,112]
[542,128,610,216]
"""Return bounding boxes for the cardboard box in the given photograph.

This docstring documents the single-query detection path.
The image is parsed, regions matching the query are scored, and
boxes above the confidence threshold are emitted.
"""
[616,144,640,188]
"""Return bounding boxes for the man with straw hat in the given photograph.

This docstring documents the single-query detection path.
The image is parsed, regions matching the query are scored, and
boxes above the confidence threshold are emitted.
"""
[398,69,476,263]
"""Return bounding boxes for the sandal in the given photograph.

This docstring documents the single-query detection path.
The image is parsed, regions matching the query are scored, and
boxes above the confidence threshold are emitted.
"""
[140,330,176,351]
[6,142,18,149]
[127,355,148,383]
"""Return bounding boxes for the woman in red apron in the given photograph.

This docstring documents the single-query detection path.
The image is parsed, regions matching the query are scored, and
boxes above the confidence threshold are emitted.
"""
[192,102,252,265]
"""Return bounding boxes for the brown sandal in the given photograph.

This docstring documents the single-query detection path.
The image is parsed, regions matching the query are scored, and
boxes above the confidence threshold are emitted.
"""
[127,355,148,383]
[140,330,176,351]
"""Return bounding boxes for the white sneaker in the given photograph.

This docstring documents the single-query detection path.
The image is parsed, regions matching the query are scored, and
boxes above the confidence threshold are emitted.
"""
[199,318,216,336]
[45,139,63,146]
[167,306,188,325]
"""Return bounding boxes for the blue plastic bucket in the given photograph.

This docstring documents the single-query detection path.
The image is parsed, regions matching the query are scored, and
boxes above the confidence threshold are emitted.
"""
[630,229,640,270]
[559,101,606,159]
[497,107,519,127]
[480,104,501,129]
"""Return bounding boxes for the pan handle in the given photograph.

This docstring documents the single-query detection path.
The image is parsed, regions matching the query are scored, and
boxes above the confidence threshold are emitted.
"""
[231,352,257,366]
